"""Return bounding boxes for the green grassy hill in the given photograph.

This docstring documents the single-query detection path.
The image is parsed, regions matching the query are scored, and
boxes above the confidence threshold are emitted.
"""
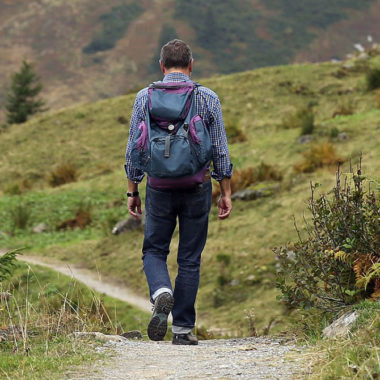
[1,50,380,335]
[1,0,380,120]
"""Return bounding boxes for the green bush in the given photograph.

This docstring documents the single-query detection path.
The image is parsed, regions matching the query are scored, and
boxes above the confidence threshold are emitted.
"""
[223,115,247,143]
[293,142,345,173]
[281,107,315,135]
[329,127,340,138]
[366,67,380,91]
[47,163,78,187]
[275,161,380,312]
[9,202,32,231]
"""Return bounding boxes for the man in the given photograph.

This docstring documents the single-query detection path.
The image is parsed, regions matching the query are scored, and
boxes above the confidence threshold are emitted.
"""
[124,39,233,345]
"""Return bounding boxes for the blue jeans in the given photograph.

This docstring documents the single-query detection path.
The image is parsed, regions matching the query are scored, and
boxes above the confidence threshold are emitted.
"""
[142,181,212,329]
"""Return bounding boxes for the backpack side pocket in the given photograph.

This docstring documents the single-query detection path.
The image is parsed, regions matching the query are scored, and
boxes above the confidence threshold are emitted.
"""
[190,115,212,166]
[130,121,150,171]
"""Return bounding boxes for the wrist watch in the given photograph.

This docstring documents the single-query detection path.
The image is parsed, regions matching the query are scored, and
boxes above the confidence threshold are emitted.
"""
[126,191,139,197]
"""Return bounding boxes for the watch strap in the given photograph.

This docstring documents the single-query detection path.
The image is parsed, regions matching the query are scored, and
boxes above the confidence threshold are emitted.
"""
[126,191,140,197]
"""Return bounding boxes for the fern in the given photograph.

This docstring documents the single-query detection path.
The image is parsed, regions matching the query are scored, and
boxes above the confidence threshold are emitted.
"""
[362,263,380,290]
[334,250,351,264]
[0,249,21,282]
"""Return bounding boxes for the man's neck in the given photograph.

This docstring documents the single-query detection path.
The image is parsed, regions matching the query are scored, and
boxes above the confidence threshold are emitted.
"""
[163,68,191,77]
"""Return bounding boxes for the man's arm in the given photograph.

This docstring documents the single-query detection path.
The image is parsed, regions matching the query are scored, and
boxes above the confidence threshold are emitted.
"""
[218,177,232,219]
[125,90,147,218]
[206,92,233,219]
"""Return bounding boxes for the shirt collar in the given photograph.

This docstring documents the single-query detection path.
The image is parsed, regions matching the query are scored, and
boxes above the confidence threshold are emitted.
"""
[163,72,191,83]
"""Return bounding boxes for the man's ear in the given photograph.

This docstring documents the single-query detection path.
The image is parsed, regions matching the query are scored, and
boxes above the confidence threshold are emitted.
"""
[159,60,165,74]
[189,59,193,74]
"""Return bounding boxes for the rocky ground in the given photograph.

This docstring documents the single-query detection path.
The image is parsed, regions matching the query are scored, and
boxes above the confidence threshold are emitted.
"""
[67,336,310,380]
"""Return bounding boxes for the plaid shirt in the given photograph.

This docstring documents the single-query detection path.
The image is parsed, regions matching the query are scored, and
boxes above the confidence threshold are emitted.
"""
[124,72,233,183]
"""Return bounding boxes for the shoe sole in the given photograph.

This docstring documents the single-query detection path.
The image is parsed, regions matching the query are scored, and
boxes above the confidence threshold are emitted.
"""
[147,293,174,341]
[172,339,198,346]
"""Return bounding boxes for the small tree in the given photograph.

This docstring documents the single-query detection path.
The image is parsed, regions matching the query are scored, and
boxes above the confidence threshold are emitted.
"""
[5,60,45,124]
[0,250,19,283]
[275,158,380,313]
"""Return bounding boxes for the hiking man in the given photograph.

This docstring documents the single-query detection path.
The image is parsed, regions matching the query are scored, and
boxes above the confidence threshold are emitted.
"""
[124,39,233,345]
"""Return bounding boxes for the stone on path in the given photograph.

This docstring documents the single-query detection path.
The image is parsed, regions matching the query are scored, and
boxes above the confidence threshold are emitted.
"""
[120,330,143,340]
[72,332,127,343]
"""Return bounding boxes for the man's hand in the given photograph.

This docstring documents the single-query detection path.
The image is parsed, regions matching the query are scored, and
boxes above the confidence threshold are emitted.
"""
[128,196,142,219]
[218,195,232,219]
[218,177,232,220]
[127,179,141,219]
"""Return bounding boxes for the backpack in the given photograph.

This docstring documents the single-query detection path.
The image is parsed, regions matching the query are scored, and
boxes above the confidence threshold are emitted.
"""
[130,81,212,189]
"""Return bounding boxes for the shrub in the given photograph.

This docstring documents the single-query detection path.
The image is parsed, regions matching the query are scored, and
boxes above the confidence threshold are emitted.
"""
[4,183,22,195]
[225,120,247,143]
[376,90,380,109]
[329,127,340,139]
[231,162,283,193]
[294,142,345,173]
[4,179,32,195]
[47,163,78,187]
[281,107,315,135]
[57,201,92,230]
[332,99,354,118]
[274,161,380,312]
[212,162,283,202]
[366,67,380,91]
[9,202,32,231]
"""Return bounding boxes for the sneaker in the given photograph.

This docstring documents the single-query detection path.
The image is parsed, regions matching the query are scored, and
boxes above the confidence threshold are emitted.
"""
[172,332,198,345]
[147,292,174,341]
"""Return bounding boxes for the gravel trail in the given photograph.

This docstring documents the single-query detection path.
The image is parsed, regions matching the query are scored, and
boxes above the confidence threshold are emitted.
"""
[1,250,309,379]
[68,337,309,380]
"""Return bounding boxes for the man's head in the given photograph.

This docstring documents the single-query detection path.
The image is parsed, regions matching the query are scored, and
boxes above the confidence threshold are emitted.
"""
[159,39,193,76]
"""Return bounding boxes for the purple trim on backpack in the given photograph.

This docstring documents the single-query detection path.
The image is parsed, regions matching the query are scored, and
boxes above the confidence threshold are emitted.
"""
[180,92,193,120]
[160,86,194,95]
[152,82,194,89]
[136,121,148,151]
[148,166,208,189]
[189,115,201,144]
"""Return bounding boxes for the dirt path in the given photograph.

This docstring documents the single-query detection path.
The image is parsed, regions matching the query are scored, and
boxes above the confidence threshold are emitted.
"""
[0,250,151,314]
[68,337,309,379]
[1,250,309,378]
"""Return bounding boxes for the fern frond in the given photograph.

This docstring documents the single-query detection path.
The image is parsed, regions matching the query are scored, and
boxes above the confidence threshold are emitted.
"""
[353,254,375,286]
[363,263,380,290]
[334,250,349,263]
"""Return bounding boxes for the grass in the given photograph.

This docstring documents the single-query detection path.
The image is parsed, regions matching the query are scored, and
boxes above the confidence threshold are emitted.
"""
[309,301,380,379]
[0,337,99,380]
[1,52,380,337]
[0,260,150,379]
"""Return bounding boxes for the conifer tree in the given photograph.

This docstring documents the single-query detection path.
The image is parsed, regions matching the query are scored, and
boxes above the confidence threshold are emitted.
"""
[5,60,45,124]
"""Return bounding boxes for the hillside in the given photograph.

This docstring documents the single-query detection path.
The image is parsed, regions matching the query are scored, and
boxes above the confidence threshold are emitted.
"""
[0,50,380,335]
[1,0,380,121]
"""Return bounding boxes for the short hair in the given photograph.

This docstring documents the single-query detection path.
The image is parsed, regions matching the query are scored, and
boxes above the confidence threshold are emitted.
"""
[160,39,193,69]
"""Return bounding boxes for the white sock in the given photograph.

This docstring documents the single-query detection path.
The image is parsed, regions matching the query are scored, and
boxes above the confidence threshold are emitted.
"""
[172,325,192,334]
[152,287,172,301]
